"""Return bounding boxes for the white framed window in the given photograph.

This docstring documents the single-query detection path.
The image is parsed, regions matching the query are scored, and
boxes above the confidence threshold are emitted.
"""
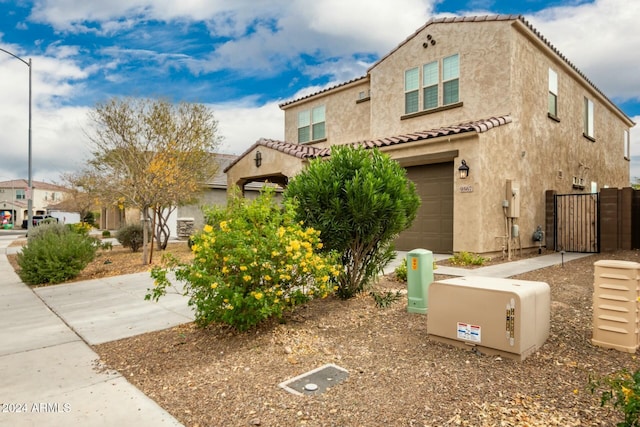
[442,54,459,105]
[298,105,326,143]
[584,97,594,139]
[624,129,630,159]
[405,67,419,114]
[422,61,438,110]
[548,68,558,117]
[16,189,25,200]
[406,53,460,114]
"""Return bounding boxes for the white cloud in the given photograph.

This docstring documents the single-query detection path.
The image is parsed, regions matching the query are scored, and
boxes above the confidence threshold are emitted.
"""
[30,0,437,82]
[4,0,638,185]
[213,99,284,155]
[291,0,433,52]
[529,0,640,102]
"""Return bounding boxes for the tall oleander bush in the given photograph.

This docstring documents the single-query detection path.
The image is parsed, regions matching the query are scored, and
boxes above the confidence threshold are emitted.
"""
[147,188,341,331]
[284,146,420,299]
[17,222,98,285]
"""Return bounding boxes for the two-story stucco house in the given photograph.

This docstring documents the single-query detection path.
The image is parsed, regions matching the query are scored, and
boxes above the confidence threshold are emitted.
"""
[0,179,71,227]
[224,15,635,255]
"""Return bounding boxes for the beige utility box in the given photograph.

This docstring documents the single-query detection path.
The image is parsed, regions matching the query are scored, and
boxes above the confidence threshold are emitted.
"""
[427,276,550,361]
[592,260,640,353]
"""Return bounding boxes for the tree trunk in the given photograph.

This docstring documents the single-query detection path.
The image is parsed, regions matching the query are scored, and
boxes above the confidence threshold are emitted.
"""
[149,207,156,264]
[155,206,174,250]
[142,205,149,265]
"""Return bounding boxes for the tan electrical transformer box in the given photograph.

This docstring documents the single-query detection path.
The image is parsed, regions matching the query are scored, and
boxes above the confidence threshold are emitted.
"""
[427,276,550,361]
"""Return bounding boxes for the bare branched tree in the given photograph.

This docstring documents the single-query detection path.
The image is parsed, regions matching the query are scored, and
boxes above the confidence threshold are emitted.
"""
[86,97,221,264]
[54,171,98,223]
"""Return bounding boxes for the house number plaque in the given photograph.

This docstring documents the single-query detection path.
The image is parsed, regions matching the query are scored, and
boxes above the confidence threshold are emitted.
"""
[459,185,473,193]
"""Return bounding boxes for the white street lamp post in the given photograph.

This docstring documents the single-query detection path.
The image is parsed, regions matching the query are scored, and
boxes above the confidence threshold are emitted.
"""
[0,48,32,233]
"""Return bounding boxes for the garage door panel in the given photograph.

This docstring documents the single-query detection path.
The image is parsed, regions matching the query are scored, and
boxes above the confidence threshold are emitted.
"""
[396,162,453,253]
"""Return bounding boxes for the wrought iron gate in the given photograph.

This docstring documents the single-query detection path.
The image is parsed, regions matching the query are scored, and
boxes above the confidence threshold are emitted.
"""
[554,193,599,253]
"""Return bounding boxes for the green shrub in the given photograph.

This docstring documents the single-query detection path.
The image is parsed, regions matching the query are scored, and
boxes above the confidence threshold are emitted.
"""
[394,258,408,282]
[589,369,640,427]
[370,290,402,308]
[101,230,111,238]
[69,222,92,235]
[27,221,68,242]
[83,211,97,226]
[449,251,487,266]
[285,146,420,299]
[17,224,98,285]
[147,188,341,331]
[117,224,145,252]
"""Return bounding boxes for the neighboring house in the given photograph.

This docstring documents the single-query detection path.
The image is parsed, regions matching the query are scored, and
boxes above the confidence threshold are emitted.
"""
[0,179,71,228]
[177,153,280,235]
[224,14,634,255]
[97,153,274,237]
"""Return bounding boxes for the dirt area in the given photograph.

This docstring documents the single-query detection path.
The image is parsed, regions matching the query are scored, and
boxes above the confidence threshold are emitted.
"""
[7,238,193,284]
[8,239,640,426]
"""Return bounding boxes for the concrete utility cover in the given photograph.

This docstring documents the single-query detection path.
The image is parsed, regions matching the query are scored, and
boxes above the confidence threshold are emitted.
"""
[279,364,349,396]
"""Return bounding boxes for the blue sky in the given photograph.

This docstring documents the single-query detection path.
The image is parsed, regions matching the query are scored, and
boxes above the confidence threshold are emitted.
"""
[0,0,638,183]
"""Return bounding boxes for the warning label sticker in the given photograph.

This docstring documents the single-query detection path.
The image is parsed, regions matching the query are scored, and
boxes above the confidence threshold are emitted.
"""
[457,322,481,343]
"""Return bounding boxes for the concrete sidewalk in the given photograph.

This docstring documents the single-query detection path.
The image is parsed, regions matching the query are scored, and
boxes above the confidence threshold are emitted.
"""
[0,233,185,427]
[385,250,591,278]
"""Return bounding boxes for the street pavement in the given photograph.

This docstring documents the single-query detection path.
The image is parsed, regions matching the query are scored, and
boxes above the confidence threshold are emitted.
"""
[0,230,592,426]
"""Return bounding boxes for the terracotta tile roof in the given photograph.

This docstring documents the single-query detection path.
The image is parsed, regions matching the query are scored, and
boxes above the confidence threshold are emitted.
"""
[224,115,511,173]
[222,139,327,173]
[279,14,631,124]
[340,115,512,152]
[514,16,631,124]
[278,76,368,109]
[371,14,521,71]
[0,179,68,191]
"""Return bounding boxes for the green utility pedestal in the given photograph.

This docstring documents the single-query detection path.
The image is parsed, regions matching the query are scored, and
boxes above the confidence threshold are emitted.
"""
[406,249,434,314]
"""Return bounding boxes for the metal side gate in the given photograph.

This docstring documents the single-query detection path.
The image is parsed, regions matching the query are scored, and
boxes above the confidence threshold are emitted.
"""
[554,193,600,253]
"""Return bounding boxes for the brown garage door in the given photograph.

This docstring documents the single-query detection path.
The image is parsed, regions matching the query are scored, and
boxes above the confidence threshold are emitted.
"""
[395,162,453,253]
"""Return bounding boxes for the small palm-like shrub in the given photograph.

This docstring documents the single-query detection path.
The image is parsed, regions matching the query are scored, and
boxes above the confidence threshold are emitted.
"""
[117,224,145,252]
[394,258,408,282]
[449,251,487,266]
[17,223,98,285]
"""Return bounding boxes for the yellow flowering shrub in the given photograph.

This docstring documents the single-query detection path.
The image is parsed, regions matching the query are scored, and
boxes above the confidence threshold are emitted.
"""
[147,187,340,331]
[589,368,640,426]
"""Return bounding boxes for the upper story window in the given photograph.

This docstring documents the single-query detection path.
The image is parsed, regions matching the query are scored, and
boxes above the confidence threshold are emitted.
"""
[298,105,325,143]
[624,129,630,160]
[584,97,594,140]
[548,68,558,118]
[442,54,459,105]
[404,53,460,115]
[16,189,25,200]
[422,61,438,110]
[405,67,419,114]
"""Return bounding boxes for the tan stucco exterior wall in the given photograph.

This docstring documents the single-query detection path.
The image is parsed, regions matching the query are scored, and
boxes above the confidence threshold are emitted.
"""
[283,80,371,146]
[368,20,513,138]
[225,146,307,190]
[253,18,634,255]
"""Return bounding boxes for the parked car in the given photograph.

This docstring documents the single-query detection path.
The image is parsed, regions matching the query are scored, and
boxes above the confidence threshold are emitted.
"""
[21,215,58,229]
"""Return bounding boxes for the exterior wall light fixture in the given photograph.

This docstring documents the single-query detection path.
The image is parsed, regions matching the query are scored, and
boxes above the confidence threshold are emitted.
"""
[458,159,470,179]
[254,151,262,168]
